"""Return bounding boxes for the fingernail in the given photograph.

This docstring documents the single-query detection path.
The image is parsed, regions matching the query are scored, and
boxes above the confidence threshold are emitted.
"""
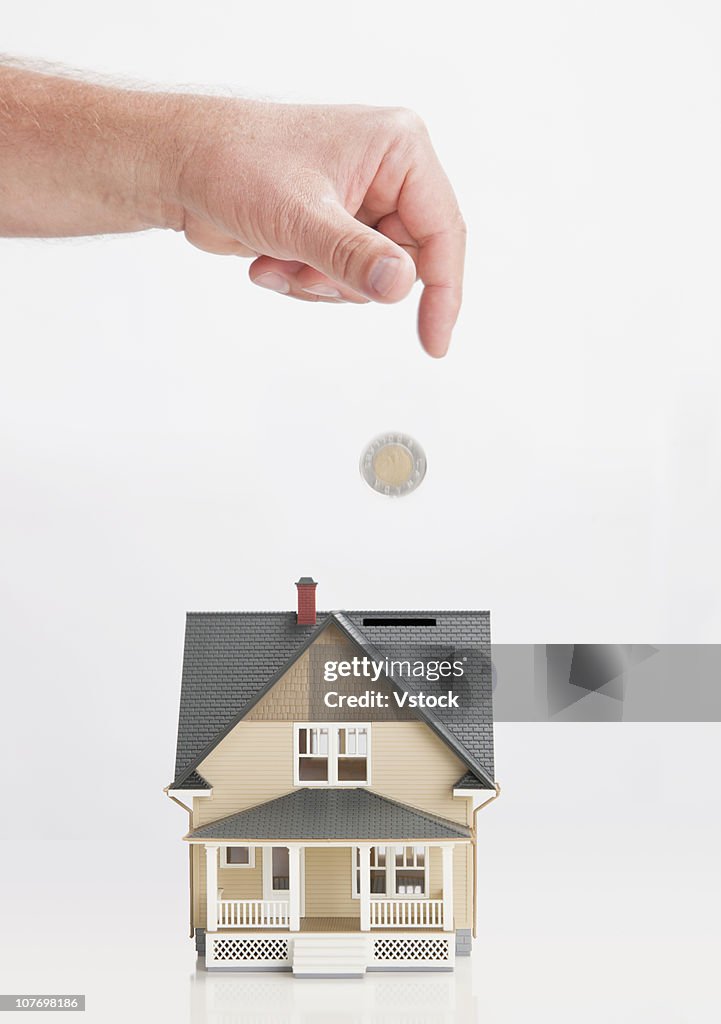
[302,284,343,299]
[255,272,290,294]
[369,256,401,297]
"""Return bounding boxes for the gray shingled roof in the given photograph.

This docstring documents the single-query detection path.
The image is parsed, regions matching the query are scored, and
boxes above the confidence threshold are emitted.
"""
[454,771,491,790]
[186,788,471,841]
[172,610,494,788]
[172,771,210,791]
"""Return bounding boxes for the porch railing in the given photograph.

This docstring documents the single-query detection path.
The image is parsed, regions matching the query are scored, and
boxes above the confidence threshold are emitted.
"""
[370,899,444,928]
[217,899,289,928]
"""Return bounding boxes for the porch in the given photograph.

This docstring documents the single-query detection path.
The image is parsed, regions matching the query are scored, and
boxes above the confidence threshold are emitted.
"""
[205,843,455,933]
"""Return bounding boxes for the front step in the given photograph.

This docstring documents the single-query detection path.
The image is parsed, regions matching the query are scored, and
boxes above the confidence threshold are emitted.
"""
[292,934,369,977]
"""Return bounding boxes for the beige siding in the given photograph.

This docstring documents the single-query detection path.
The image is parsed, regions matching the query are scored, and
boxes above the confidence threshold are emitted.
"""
[194,722,294,827]
[371,723,470,825]
[304,848,359,918]
[455,845,470,929]
[195,721,469,829]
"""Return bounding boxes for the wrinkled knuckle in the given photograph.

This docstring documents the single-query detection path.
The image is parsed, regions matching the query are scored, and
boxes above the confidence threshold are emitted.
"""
[329,231,373,283]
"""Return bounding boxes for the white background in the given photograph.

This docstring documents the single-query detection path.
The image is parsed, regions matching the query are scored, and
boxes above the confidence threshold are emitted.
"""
[1,2,720,1021]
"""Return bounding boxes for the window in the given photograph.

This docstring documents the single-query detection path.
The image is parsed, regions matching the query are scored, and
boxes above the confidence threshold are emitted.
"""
[354,846,387,894]
[297,726,330,782]
[338,726,368,781]
[221,846,255,868]
[294,724,370,786]
[353,845,428,898]
[395,846,426,894]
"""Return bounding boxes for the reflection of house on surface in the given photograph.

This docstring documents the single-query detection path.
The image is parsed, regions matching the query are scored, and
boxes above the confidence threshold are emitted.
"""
[167,578,498,977]
[190,960,478,1023]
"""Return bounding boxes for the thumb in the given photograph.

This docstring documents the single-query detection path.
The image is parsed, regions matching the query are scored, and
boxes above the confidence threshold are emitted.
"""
[298,198,416,302]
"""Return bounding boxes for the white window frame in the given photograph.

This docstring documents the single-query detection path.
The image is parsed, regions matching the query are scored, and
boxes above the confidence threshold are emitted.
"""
[220,845,255,869]
[293,723,371,787]
[351,845,430,899]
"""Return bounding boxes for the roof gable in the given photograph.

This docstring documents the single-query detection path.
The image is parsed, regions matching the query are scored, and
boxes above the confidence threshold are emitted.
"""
[172,609,494,789]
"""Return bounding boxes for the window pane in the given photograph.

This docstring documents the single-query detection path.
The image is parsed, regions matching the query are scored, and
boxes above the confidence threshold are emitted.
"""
[396,870,424,895]
[415,847,425,867]
[298,729,307,755]
[319,728,328,754]
[406,847,414,865]
[395,846,403,867]
[337,757,367,781]
[298,757,328,781]
[338,729,346,755]
[272,847,289,874]
[358,729,367,755]
[227,847,249,865]
[347,729,356,755]
[272,847,289,889]
[370,869,386,894]
[376,847,386,868]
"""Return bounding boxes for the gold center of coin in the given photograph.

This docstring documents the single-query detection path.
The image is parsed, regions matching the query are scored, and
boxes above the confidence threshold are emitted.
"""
[372,444,414,486]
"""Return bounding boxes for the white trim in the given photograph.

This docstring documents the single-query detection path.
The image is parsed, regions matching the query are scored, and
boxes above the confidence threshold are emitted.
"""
[205,845,219,933]
[186,838,470,847]
[300,847,306,918]
[221,845,255,869]
[452,788,492,799]
[168,788,212,800]
[359,844,371,931]
[288,846,301,932]
[293,722,371,787]
[441,845,454,932]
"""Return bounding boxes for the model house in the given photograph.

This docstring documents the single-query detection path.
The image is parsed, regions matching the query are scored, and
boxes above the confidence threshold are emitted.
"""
[166,578,498,976]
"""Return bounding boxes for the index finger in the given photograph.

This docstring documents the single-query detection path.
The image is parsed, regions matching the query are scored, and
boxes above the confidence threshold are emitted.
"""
[398,161,466,357]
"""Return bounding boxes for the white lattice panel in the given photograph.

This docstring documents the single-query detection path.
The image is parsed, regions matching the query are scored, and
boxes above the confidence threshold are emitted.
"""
[207,935,290,968]
[372,935,454,967]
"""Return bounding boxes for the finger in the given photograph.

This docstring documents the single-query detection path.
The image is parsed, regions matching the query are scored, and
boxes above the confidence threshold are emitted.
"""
[249,256,368,304]
[398,164,466,357]
[374,211,420,270]
[415,226,466,357]
[295,197,416,303]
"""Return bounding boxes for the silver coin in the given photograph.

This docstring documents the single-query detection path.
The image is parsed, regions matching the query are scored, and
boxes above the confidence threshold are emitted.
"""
[360,432,427,497]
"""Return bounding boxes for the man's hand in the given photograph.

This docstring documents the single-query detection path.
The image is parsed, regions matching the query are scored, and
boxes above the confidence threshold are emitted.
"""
[170,101,465,356]
[0,66,465,356]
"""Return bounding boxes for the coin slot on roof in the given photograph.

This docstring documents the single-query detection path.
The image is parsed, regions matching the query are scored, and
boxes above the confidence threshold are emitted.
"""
[362,618,437,626]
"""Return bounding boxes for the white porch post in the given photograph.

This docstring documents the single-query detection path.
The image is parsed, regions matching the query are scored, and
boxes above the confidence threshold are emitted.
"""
[359,844,371,931]
[441,845,454,932]
[288,845,301,931]
[205,845,219,933]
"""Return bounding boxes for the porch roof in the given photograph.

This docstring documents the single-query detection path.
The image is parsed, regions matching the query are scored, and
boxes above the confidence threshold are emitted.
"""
[185,788,471,842]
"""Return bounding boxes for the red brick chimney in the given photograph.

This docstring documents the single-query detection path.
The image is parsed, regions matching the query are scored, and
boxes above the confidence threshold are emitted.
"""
[295,577,317,625]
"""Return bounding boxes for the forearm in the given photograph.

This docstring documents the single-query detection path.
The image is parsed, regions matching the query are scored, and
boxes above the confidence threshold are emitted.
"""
[0,64,184,237]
